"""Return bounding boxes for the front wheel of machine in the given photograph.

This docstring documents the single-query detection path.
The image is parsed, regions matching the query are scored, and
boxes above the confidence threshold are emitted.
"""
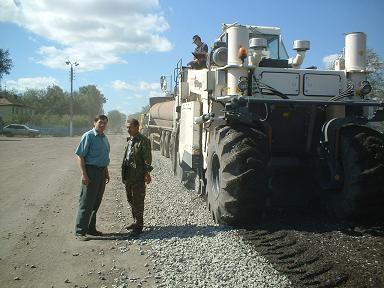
[334,126,384,222]
[206,125,269,226]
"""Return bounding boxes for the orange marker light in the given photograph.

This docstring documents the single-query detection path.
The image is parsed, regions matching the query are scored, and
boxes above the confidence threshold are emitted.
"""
[238,47,248,61]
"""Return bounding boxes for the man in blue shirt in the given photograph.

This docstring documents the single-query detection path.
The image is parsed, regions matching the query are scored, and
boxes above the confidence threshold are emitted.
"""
[74,115,110,240]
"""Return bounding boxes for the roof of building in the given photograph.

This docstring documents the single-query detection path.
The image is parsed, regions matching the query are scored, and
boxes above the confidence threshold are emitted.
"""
[0,97,25,107]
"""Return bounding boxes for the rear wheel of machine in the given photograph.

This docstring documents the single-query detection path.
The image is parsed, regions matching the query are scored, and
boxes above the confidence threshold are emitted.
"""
[206,125,269,226]
[164,131,171,158]
[150,134,159,151]
[160,131,165,156]
[335,125,384,221]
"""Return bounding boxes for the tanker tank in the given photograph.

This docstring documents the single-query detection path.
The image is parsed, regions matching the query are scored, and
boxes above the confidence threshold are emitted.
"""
[149,100,174,128]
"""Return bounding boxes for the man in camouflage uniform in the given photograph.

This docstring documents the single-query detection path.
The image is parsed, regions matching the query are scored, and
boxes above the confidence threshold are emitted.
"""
[122,118,153,236]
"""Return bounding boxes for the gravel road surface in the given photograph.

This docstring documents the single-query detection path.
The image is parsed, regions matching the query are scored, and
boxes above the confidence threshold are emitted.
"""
[0,135,291,288]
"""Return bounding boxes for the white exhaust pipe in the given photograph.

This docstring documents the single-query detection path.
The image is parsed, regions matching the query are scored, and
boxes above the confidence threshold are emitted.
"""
[248,38,267,67]
[345,32,366,72]
[345,32,367,96]
[227,25,249,66]
[226,24,249,95]
[289,40,310,69]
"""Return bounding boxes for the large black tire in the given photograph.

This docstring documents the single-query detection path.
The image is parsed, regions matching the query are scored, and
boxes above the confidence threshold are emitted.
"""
[335,125,384,221]
[206,125,269,225]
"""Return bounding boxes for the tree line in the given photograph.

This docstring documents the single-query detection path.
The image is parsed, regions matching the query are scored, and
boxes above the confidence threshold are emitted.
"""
[1,84,107,127]
[1,87,127,133]
[1,48,127,132]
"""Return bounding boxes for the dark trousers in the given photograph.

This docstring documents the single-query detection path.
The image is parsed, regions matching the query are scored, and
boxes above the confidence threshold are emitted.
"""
[75,166,106,234]
[125,182,146,227]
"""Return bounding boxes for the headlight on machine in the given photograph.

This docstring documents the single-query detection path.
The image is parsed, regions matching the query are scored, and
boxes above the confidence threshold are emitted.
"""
[356,80,372,98]
[238,76,248,93]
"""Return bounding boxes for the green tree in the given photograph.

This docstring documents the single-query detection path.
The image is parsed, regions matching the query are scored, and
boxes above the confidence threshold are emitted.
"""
[324,48,384,100]
[21,86,68,115]
[366,49,384,100]
[78,85,106,121]
[0,49,13,90]
[22,88,46,114]
[128,104,150,120]
[43,85,68,115]
[107,110,127,133]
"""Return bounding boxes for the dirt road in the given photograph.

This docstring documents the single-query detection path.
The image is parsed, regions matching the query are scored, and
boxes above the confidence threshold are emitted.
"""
[0,135,154,288]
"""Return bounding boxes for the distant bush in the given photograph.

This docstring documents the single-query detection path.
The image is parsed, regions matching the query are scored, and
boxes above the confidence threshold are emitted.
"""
[25,114,90,128]
[3,113,89,127]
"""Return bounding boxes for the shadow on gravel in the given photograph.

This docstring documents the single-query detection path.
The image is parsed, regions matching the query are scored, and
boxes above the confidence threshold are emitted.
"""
[90,224,229,241]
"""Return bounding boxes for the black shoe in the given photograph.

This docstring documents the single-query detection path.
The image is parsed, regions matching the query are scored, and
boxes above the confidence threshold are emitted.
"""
[87,229,103,236]
[126,223,138,230]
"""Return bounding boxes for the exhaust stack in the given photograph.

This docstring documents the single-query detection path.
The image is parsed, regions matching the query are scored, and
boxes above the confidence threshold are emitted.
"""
[344,32,367,97]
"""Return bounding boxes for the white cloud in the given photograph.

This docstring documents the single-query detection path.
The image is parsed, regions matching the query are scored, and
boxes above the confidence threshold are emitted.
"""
[112,80,159,92]
[322,53,340,69]
[0,0,172,71]
[111,80,163,105]
[6,77,59,92]
[112,80,134,90]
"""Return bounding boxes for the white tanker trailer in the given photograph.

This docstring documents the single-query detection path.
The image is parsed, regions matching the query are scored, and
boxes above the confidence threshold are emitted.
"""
[143,96,175,158]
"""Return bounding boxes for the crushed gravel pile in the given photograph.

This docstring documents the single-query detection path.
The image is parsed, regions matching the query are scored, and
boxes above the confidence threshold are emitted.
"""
[115,151,291,288]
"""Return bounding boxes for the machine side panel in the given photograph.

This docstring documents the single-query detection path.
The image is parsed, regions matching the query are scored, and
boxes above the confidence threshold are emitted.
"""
[179,101,202,168]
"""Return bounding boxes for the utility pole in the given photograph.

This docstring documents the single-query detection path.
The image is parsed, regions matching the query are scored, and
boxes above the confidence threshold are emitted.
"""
[65,61,79,137]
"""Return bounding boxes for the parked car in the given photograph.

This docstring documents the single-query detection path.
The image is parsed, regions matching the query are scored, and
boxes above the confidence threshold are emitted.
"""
[2,124,40,137]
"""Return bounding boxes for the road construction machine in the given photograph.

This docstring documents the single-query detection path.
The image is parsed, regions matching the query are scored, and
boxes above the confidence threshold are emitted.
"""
[154,23,384,225]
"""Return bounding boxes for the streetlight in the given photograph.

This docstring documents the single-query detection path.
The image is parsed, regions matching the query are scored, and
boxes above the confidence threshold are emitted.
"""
[65,61,79,137]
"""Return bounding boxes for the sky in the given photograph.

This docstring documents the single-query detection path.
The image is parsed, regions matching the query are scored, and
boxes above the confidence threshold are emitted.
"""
[1,0,384,116]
